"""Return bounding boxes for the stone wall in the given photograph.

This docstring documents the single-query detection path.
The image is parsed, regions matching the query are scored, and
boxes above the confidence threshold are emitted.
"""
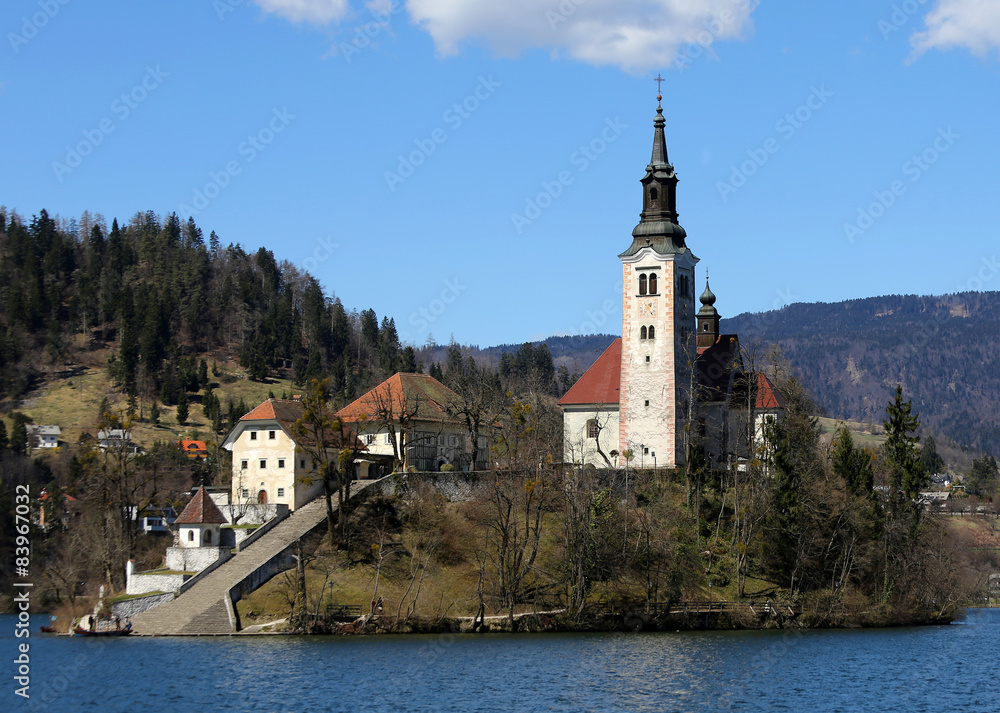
[221,503,288,525]
[165,545,230,573]
[112,592,175,618]
[371,472,483,502]
[126,572,186,596]
[220,525,257,549]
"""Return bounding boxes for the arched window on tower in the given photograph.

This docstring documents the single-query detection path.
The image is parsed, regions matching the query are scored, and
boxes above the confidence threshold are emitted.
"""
[648,325,656,339]
[640,326,647,340]
[649,273,657,294]
[650,187,658,202]
[639,274,647,296]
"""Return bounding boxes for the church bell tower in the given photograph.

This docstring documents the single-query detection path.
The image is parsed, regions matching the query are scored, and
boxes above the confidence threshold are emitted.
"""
[618,91,698,468]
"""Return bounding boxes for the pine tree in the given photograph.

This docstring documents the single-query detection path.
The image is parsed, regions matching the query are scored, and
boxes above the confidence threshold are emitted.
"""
[882,385,925,500]
[832,426,874,498]
[150,400,161,425]
[921,434,945,475]
[0,420,8,452]
[176,391,189,425]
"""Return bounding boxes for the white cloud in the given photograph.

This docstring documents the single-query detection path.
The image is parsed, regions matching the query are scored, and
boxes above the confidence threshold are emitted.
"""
[252,0,756,71]
[254,0,350,25]
[405,0,757,73]
[910,0,1000,59]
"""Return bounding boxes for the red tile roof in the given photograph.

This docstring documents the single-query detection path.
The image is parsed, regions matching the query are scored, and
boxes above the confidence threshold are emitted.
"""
[337,373,462,424]
[177,440,208,458]
[558,339,622,406]
[238,398,364,450]
[39,490,77,502]
[174,486,228,525]
[756,373,788,410]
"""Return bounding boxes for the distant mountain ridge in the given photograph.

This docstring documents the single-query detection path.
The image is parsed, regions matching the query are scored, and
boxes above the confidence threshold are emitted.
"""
[723,291,1000,454]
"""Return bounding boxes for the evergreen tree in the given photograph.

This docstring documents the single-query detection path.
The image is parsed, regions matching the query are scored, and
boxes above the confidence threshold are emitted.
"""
[0,420,8,452]
[921,434,945,475]
[832,426,874,498]
[150,400,161,425]
[968,455,999,497]
[400,345,419,373]
[378,316,400,374]
[176,391,188,425]
[10,413,30,456]
[882,385,925,500]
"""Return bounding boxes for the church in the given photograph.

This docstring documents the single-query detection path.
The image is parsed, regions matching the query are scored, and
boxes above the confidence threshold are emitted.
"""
[559,92,785,470]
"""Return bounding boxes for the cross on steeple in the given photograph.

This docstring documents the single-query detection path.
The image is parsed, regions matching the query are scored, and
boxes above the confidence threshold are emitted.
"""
[654,73,665,97]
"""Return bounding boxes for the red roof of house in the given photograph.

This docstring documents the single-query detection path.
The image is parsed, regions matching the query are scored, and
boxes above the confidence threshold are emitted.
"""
[756,373,788,410]
[39,490,77,502]
[173,486,228,525]
[178,440,208,454]
[337,373,462,424]
[238,398,364,450]
[558,339,622,406]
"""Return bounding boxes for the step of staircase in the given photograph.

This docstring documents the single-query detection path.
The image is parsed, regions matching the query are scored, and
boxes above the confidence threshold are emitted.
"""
[131,478,387,635]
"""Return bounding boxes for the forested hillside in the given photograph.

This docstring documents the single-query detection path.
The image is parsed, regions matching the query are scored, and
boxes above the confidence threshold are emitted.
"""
[0,206,575,433]
[724,292,1000,455]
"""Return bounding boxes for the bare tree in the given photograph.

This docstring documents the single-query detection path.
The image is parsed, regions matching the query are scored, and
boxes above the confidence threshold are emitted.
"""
[292,378,363,541]
[444,358,507,470]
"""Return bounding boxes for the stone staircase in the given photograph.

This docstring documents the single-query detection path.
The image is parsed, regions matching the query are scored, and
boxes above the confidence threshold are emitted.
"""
[131,478,387,636]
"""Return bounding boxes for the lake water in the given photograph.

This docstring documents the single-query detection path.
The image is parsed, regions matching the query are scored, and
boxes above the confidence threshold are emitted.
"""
[5,609,999,712]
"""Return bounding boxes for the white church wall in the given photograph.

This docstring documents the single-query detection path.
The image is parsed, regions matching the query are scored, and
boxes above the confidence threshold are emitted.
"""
[563,407,620,468]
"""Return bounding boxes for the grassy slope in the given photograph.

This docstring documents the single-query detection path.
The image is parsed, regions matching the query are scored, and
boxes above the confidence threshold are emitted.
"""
[816,416,886,450]
[11,355,295,450]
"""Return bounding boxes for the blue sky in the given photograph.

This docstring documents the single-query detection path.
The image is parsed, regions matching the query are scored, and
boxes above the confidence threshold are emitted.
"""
[2,0,999,347]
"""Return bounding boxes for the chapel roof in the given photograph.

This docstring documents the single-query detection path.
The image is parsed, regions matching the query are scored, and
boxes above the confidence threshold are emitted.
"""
[557,339,622,406]
[755,373,788,410]
[174,486,228,525]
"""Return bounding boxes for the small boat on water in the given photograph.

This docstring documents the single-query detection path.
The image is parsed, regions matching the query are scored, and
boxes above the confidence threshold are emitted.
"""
[73,615,132,637]
[72,625,132,637]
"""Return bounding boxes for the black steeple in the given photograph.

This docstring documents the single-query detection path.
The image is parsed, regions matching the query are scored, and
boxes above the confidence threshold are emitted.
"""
[697,276,720,349]
[620,92,687,258]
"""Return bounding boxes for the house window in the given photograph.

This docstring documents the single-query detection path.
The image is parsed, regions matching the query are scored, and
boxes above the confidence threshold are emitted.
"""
[278,459,285,469]
[250,431,257,440]
[269,430,276,440]
[300,460,305,468]
[586,419,599,439]
[648,273,657,294]
[645,356,651,363]
[188,530,194,541]
[639,273,647,296]
[277,488,285,497]
[241,460,248,470]
[259,459,267,469]
[385,434,393,445]
[648,325,655,339]
[643,447,649,455]
[645,400,650,407]
[640,326,647,340]
[241,488,249,498]
[364,434,375,445]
